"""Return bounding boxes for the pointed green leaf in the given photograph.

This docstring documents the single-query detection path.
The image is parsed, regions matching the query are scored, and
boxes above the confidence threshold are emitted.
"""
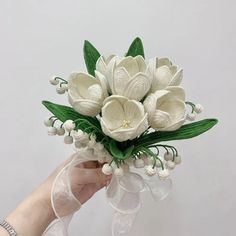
[83,40,101,76]
[109,140,134,160]
[126,37,145,58]
[134,119,218,148]
[42,100,102,133]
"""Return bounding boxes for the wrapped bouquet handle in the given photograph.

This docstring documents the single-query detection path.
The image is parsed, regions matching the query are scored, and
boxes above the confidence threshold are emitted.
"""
[42,37,217,235]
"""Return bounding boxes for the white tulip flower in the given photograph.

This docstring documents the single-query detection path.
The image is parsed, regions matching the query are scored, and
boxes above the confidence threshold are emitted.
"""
[106,56,151,101]
[144,86,186,131]
[148,57,183,92]
[101,95,148,142]
[68,71,108,116]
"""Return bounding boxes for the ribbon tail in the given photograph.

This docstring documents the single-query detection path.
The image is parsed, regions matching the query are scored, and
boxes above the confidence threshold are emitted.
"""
[144,176,173,201]
[43,215,73,236]
[112,211,138,236]
[43,148,98,236]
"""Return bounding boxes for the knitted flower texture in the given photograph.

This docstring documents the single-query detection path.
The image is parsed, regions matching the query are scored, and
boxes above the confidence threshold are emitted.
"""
[43,37,218,179]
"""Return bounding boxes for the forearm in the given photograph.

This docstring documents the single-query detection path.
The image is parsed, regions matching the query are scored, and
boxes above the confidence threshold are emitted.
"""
[0,183,56,236]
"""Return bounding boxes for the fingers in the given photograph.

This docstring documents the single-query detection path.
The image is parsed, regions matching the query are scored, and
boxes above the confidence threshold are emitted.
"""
[71,167,112,185]
[77,161,98,169]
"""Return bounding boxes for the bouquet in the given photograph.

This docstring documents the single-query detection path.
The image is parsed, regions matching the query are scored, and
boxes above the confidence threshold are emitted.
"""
[42,37,217,235]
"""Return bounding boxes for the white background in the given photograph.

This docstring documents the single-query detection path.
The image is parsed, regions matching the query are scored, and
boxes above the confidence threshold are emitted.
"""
[0,0,235,235]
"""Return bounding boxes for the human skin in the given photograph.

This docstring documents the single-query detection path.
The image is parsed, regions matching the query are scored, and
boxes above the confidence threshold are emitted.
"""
[0,156,112,236]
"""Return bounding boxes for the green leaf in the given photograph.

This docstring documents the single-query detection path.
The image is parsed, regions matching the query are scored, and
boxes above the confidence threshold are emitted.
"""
[126,37,145,58]
[83,40,101,76]
[42,100,102,134]
[109,140,134,160]
[134,119,218,148]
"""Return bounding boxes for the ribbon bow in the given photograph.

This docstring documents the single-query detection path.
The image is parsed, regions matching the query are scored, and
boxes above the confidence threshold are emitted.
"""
[43,149,172,236]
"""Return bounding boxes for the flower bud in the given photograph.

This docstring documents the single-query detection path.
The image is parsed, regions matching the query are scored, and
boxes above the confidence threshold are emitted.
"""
[48,126,57,136]
[64,135,73,144]
[63,120,75,132]
[158,169,170,180]
[145,165,157,176]
[194,104,204,114]
[102,163,113,175]
[49,76,59,85]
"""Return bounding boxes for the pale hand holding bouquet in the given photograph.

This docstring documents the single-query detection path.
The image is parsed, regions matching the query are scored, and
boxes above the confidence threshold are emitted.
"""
[42,37,217,235]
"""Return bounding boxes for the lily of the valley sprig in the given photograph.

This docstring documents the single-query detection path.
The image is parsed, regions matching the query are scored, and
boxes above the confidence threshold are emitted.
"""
[43,37,218,180]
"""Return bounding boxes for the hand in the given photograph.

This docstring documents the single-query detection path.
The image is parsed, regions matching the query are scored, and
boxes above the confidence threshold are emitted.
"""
[42,154,112,215]
[2,154,111,236]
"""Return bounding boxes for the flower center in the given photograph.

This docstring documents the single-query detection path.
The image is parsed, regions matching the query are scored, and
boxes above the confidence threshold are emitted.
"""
[122,119,131,128]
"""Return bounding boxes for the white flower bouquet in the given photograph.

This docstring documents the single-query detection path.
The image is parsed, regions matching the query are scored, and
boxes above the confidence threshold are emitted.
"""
[42,37,217,235]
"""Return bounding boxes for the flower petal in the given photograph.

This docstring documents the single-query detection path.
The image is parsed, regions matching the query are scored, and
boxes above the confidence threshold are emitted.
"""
[118,56,139,77]
[158,98,186,122]
[158,116,186,131]
[149,110,171,130]
[96,56,107,75]
[113,67,130,95]
[123,73,150,101]
[165,86,185,101]
[135,55,147,72]
[87,84,103,102]
[123,100,145,128]
[73,99,101,116]
[170,68,183,86]
[143,93,157,118]
[146,58,156,82]
[157,58,172,67]
[102,100,124,130]
[68,72,99,99]
[95,70,108,97]
[103,95,128,106]
[101,114,148,142]
[152,66,172,91]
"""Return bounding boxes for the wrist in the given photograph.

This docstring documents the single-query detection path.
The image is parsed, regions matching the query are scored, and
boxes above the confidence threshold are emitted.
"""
[6,184,56,236]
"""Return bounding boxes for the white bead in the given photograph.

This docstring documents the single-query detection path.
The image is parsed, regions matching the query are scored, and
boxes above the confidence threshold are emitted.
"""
[63,120,75,132]
[158,169,170,180]
[187,113,196,121]
[48,127,57,136]
[114,167,124,177]
[44,117,54,127]
[72,131,89,143]
[174,155,182,164]
[57,127,65,136]
[164,152,173,161]
[56,84,67,94]
[102,164,113,175]
[134,158,145,168]
[64,135,73,144]
[145,165,157,176]
[71,130,83,139]
[49,76,59,85]
[166,161,176,170]
[194,104,204,114]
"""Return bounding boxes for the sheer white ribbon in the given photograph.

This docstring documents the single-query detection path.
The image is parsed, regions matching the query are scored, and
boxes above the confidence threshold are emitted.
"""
[43,148,172,236]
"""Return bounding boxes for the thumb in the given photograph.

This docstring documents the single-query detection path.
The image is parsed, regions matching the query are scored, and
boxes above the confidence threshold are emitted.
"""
[72,168,112,185]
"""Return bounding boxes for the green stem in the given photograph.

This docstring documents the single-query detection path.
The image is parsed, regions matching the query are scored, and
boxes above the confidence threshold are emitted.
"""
[137,147,164,170]
[54,77,68,83]
[185,101,195,113]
